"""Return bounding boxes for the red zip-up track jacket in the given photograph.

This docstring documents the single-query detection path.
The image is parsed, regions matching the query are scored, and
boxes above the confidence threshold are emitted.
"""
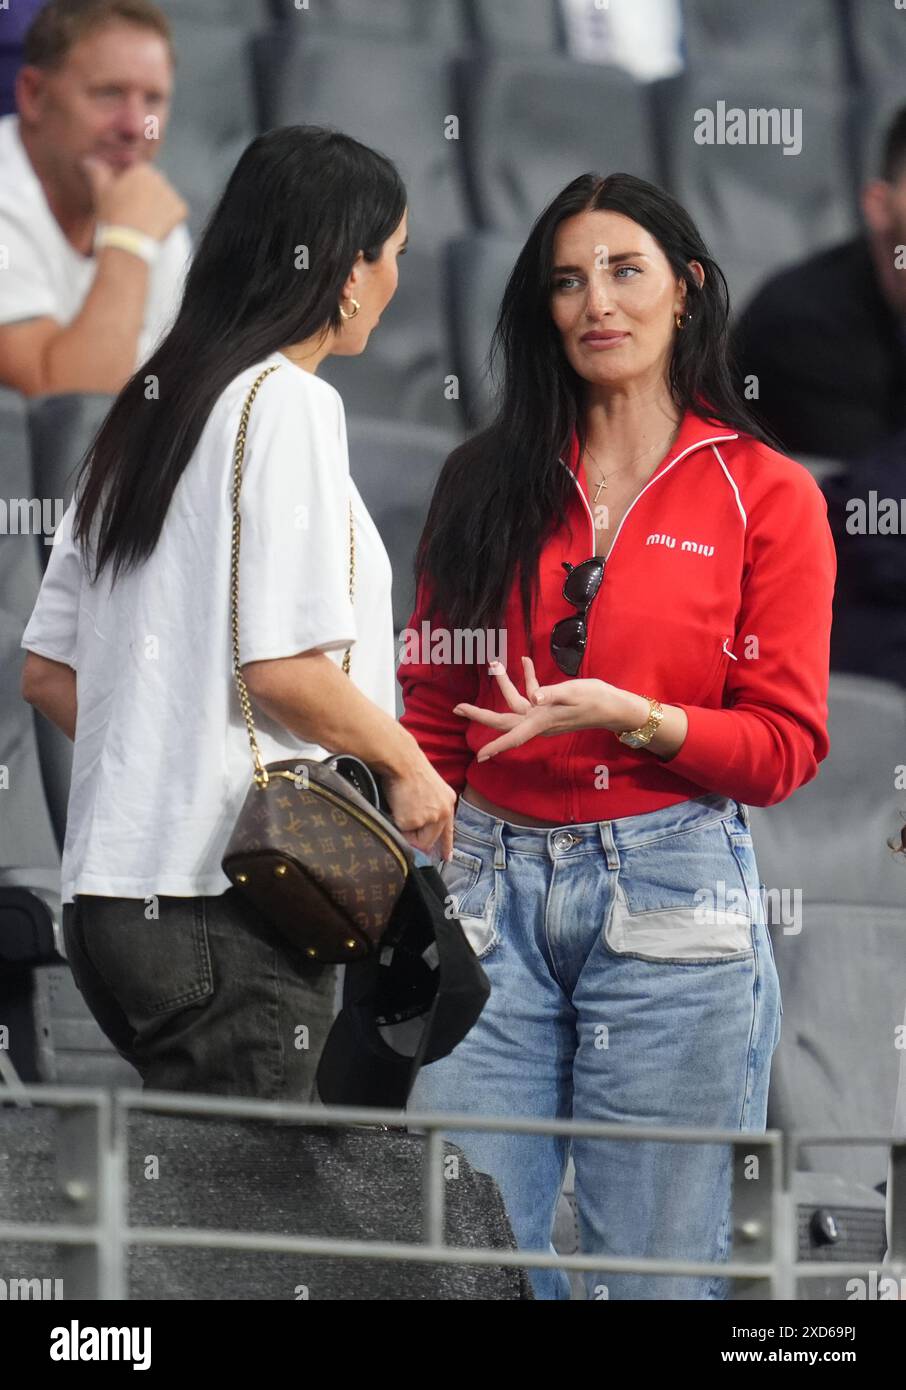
[397,407,837,821]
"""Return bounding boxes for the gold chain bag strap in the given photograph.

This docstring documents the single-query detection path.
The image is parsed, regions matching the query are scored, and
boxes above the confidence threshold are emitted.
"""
[221,364,413,963]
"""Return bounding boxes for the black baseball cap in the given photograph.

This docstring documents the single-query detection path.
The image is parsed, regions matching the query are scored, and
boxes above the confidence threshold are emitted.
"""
[315,861,491,1110]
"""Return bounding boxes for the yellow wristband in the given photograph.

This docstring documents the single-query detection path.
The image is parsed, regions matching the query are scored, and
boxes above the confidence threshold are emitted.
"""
[95,224,159,266]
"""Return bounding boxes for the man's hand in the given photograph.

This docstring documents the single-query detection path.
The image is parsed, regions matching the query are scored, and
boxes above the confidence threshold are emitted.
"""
[82,156,188,242]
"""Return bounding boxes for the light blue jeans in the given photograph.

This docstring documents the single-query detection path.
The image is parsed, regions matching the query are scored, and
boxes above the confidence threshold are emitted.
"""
[408,792,782,1301]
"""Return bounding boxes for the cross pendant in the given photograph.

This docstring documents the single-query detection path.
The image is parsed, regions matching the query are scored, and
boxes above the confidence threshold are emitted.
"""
[593,476,607,503]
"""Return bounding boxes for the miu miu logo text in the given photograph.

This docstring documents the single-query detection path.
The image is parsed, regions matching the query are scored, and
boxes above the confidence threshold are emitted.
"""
[645,533,715,556]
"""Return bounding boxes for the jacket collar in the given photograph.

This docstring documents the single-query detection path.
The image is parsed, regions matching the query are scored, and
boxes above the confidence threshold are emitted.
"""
[560,403,740,485]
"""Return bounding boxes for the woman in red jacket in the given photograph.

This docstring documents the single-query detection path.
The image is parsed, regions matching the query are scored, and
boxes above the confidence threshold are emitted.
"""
[399,172,836,1300]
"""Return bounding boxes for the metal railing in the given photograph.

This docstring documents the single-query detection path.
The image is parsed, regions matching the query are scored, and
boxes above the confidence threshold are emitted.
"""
[0,1085,904,1299]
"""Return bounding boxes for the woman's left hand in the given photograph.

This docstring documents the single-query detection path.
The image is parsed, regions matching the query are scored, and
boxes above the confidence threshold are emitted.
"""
[453,657,647,761]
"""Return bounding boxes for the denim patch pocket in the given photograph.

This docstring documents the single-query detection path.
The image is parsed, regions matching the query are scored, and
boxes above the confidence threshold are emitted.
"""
[78,896,215,1016]
[605,818,756,963]
[439,843,499,959]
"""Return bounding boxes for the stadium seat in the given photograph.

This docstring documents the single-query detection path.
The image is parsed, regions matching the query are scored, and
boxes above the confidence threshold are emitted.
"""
[463,0,566,52]
[319,244,465,434]
[0,393,139,1092]
[0,603,64,1089]
[0,390,68,963]
[27,394,115,856]
[681,0,849,85]
[262,36,469,251]
[156,20,258,236]
[457,53,659,236]
[0,388,43,627]
[659,75,859,312]
[848,0,906,91]
[445,231,523,429]
[158,0,270,22]
[267,0,469,44]
[255,35,472,428]
[855,82,906,191]
[345,417,460,633]
[27,393,113,531]
[750,673,906,1192]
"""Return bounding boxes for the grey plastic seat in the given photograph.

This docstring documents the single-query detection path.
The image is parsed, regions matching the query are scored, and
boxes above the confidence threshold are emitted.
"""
[0,603,64,1087]
[161,0,270,19]
[319,243,464,433]
[463,0,565,52]
[265,36,469,252]
[445,232,523,429]
[268,0,468,44]
[849,0,906,90]
[260,35,472,428]
[0,608,59,890]
[155,19,258,237]
[855,82,906,191]
[750,674,906,1190]
[27,393,114,527]
[0,389,65,899]
[345,417,459,633]
[26,395,116,853]
[458,53,658,236]
[0,387,43,628]
[681,0,848,85]
[660,75,858,312]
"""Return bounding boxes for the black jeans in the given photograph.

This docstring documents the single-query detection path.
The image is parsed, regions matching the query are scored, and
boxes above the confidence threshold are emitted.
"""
[61,890,336,1099]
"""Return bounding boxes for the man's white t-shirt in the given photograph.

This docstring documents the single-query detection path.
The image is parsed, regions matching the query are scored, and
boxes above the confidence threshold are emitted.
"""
[21,351,397,904]
[0,114,191,364]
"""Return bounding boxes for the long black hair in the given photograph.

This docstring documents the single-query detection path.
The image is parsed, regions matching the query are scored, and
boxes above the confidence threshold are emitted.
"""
[73,125,407,583]
[416,171,784,636]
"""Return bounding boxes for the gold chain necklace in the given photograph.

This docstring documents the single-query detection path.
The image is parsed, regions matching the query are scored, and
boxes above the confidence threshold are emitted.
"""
[585,423,681,504]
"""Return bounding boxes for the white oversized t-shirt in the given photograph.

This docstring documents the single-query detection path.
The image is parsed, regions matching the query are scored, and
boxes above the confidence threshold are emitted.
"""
[21,351,397,903]
[0,114,191,365]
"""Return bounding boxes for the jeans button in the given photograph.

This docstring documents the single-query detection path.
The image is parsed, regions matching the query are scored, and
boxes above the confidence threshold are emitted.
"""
[553,831,576,852]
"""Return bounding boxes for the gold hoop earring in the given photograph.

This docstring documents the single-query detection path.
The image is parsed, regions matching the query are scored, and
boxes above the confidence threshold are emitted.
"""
[675,312,691,330]
[339,297,360,320]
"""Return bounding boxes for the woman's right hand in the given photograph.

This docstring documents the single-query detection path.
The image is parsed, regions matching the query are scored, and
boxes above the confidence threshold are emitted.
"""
[384,753,456,862]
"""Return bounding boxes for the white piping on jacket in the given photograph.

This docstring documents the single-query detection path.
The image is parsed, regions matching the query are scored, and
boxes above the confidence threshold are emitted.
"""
[712,444,748,527]
[557,432,740,559]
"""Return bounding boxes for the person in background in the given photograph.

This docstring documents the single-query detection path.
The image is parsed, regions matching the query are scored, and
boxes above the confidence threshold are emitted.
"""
[821,426,906,691]
[731,103,906,464]
[0,0,46,117]
[561,0,684,81]
[0,0,190,397]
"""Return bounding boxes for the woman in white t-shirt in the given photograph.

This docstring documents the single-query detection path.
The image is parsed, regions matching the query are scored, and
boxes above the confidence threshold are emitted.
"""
[20,126,455,1100]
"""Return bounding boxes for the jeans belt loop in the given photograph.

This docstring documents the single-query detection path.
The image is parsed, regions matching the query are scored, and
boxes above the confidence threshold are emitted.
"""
[597,819,620,871]
[492,818,507,871]
[737,800,751,829]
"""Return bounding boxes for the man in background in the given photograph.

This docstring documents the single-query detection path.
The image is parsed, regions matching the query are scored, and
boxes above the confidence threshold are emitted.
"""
[732,103,906,464]
[0,0,190,396]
